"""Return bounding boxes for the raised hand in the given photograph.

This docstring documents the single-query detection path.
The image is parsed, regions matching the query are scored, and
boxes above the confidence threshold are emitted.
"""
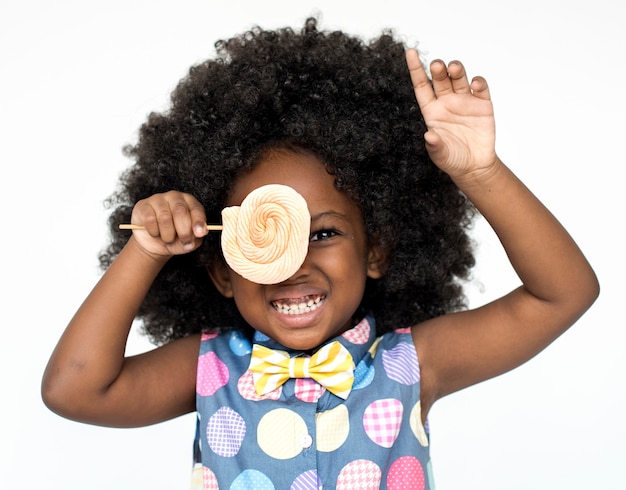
[129,191,208,257]
[406,49,497,181]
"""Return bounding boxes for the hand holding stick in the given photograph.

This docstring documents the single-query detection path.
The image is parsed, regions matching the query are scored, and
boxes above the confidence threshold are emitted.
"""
[119,224,223,231]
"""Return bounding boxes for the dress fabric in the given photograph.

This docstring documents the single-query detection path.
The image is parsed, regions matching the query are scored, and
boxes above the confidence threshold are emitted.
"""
[190,315,435,489]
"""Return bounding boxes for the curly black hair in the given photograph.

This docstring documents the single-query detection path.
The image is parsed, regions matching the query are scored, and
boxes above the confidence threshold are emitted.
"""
[100,17,476,345]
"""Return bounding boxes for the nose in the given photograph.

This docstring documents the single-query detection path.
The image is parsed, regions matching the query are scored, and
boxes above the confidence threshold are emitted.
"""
[282,249,313,283]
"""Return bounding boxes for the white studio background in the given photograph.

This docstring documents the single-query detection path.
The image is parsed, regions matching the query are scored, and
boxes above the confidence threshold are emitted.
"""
[1,1,623,488]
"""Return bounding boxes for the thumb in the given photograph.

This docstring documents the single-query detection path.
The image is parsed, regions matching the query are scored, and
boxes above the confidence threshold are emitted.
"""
[423,130,448,168]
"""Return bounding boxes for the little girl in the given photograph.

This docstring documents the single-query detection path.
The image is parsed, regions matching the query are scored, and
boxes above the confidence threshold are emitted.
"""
[42,18,598,489]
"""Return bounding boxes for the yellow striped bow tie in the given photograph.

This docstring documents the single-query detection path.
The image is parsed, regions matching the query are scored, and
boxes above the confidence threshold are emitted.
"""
[249,341,355,400]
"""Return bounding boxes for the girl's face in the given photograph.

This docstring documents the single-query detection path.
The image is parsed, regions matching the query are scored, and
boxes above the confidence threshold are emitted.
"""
[209,149,384,351]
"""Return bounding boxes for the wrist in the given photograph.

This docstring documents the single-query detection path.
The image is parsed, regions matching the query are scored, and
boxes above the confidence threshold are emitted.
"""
[124,236,172,269]
[449,155,504,191]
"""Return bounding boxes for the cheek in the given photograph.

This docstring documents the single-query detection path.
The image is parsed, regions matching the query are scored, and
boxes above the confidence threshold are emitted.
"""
[317,242,370,281]
[229,278,264,311]
[231,288,265,331]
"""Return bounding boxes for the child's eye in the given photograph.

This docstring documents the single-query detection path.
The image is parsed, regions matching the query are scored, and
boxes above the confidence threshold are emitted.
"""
[310,229,338,242]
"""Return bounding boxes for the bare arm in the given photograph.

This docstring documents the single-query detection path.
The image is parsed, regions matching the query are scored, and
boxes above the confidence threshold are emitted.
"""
[42,192,208,427]
[406,50,599,415]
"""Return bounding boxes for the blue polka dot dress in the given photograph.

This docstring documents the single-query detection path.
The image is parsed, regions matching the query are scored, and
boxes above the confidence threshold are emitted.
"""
[191,316,435,489]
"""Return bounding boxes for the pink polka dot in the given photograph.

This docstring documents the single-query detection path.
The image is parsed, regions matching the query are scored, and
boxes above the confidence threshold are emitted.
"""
[336,460,381,489]
[197,352,229,396]
[363,398,403,448]
[295,378,325,403]
[387,456,425,490]
[201,330,219,341]
[202,465,219,489]
[238,370,281,401]
[342,318,370,344]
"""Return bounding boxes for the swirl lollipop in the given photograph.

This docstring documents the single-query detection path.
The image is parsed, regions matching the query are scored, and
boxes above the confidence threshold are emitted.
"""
[221,184,310,284]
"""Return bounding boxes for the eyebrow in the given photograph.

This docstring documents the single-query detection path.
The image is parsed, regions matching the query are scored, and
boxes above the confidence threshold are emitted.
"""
[310,211,350,222]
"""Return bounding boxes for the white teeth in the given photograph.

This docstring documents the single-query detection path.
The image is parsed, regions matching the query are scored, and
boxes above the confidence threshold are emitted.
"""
[272,295,324,315]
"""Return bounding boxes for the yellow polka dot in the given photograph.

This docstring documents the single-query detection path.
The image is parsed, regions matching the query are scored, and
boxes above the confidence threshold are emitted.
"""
[316,404,350,452]
[257,408,308,459]
[189,463,203,490]
[368,337,383,357]
[409,401,429,447]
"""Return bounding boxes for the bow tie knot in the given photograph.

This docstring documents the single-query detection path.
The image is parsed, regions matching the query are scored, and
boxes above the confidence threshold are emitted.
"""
[288,356,312,379]
[249,340,354,399]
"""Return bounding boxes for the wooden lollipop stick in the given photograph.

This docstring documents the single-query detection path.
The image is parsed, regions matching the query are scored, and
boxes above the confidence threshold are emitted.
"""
[119,224,223,231]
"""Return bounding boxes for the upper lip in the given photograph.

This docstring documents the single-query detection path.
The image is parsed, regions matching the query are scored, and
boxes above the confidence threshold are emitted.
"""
[267,285,327,303]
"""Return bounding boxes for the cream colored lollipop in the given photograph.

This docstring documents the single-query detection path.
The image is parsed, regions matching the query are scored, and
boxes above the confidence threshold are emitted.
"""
[221,184,310,284]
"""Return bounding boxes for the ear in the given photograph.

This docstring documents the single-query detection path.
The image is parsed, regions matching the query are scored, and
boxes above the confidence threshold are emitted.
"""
[366,244,387,279]
[207,260,234,298]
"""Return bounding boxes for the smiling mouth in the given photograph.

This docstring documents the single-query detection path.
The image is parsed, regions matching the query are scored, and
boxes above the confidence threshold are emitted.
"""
[271,295,326,315]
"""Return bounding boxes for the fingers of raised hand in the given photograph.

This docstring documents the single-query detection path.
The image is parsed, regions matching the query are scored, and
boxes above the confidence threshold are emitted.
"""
[406,49,436,108]
[429,59,470,95]
[469,76,491,100]
[431,59,491,101]
[406,50,481,109]
[132,191,207,249]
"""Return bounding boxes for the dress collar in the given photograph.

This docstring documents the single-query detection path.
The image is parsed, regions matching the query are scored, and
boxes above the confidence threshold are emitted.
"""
[251,314,377,364]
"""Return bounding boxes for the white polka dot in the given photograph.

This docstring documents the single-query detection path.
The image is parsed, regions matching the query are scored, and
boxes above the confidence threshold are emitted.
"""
[409,401,429,446]
[316,404,350,452]
[257,408,307,459]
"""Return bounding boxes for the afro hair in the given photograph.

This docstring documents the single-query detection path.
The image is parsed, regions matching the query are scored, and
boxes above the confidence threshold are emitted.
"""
[100,18,476,344]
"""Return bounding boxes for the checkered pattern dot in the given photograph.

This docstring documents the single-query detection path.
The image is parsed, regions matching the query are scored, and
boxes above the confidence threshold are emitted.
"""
[206,406,246,457]
[362,398,404,448]
[295,378,325,403]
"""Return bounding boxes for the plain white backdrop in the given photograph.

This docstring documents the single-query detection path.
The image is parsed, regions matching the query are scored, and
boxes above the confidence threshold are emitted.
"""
[1,0,623,488]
